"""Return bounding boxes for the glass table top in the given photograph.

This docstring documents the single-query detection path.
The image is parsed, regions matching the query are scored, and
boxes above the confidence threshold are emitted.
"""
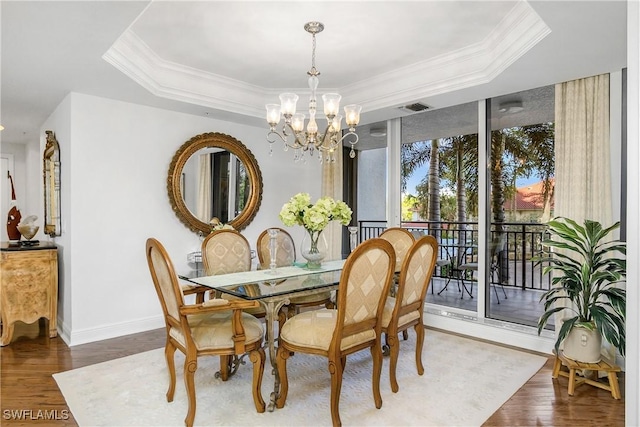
[182,259,345,300]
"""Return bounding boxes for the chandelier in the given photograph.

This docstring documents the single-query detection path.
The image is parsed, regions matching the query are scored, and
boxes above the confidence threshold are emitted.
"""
[265,22,361,162]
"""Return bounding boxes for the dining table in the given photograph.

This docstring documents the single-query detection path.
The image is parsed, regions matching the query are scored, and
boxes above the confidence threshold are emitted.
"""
[183,259,345,411]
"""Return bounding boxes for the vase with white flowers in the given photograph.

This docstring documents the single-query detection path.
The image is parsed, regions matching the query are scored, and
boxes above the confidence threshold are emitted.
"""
[279,193,352,269]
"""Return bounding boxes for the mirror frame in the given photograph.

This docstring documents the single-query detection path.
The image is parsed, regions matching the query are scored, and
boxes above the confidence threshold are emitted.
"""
[43,130,62,237]
[167,132,263,234]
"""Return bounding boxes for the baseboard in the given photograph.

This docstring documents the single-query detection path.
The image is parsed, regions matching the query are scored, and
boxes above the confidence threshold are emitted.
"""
[66,315,165,347]
[57,317,72,346]
[424,306,555,355]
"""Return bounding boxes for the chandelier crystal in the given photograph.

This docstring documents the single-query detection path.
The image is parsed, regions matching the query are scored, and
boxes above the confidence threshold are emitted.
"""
[266,22,361,163]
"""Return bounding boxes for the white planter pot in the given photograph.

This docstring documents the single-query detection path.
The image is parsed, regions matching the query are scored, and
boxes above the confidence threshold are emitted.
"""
[562,325,602,363]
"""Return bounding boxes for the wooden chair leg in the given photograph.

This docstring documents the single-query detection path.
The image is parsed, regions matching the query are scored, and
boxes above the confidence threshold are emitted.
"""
[165,341,177,402]
[414,324,425,376]
[329,356,344,427]
[371,343,383,409]
[275,347,291,409]
[219,355,230,381]
[388,332,400,393]
[184,356,197,427]
[249,348,266,412]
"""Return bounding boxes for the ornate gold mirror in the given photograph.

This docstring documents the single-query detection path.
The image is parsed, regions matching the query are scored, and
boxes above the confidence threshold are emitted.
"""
[167,132,263,234]
[43,130,61,237]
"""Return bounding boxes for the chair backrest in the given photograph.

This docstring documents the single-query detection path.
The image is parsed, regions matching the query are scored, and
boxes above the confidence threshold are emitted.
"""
[396,235,438,313]
[379,227,415,273]
[146,238,185,326]
[256,227,296,269]
[332,238,395,348]
[202,229,252,275]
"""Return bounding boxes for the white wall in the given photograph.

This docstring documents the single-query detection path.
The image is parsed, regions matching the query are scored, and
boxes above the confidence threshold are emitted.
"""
[41,95,72,333]
[41,92,321,346]
[625,1,639,424]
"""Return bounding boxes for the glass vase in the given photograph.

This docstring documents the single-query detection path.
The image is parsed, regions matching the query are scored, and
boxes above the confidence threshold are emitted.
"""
[267,228,279,273]
[300,229,328,269]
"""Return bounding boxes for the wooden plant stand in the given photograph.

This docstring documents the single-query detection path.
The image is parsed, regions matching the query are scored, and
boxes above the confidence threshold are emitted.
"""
[552,351,621,399]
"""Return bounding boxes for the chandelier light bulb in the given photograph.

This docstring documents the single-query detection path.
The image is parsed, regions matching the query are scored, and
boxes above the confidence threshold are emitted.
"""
[331,115,342,133]
[279,93,299,117]
[322,93,341,118]
[266,104,281,126]
[344,104,362,127]
[291,114,305,132]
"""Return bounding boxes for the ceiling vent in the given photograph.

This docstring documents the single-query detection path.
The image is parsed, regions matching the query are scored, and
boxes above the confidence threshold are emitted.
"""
[399,102,431,112]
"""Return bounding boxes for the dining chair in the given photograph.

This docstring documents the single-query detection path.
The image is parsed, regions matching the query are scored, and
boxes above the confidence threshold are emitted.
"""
[256,227,334,319]
[145,238,266,427]
[379,227,415,298]
[380,235,438,392]
[275,238,395,427]
[202,229,266,319]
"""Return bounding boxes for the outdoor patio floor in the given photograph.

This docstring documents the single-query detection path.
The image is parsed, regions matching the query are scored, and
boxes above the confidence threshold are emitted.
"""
[426,277,554,329]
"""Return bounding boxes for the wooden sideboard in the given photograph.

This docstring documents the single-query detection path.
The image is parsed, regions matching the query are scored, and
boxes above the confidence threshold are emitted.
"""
[1,241,58,346]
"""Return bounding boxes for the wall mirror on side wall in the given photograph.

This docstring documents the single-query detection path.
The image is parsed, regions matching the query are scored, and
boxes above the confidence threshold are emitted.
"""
[43,130,61,237]
[167,132,263,234]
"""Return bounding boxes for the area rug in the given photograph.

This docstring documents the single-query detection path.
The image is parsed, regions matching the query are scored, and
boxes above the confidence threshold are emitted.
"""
[53,330,546,426]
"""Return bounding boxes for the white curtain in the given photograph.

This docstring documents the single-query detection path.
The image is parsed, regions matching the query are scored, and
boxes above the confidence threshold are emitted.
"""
[196,154,212,222]
[554,73,613,359]
[322,149,344,260]
[554,73,611,224]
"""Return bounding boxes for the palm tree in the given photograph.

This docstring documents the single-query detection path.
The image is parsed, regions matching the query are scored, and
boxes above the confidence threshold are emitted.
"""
[402,123,554,234]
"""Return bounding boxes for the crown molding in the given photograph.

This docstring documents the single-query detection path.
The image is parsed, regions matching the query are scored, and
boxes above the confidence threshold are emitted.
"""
[103,30,267,117]
[103,1,549,120]
[342,1,551,111]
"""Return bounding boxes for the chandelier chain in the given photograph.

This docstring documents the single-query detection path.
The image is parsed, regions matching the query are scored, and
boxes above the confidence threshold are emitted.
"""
[309,32,318,77]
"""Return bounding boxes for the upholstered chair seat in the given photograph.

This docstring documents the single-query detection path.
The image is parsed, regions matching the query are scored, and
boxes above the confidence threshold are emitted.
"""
[279,308,376,352]
[169,308,264,351]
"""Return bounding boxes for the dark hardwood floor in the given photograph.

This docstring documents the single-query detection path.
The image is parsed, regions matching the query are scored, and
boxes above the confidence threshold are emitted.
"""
[0,321,624,426]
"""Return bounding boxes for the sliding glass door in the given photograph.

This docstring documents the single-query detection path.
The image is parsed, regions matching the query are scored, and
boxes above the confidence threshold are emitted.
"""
[401,102,479,314]
[486,86,555,328]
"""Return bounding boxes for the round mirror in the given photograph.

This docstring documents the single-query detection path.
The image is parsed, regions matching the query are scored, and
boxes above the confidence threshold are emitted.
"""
[167,132,263,234]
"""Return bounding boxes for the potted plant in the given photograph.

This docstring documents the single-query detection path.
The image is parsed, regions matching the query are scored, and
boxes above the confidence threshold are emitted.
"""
[536,217,626,363]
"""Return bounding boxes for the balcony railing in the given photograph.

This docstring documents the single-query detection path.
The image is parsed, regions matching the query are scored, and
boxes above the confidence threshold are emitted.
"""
[356,220,552,291]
